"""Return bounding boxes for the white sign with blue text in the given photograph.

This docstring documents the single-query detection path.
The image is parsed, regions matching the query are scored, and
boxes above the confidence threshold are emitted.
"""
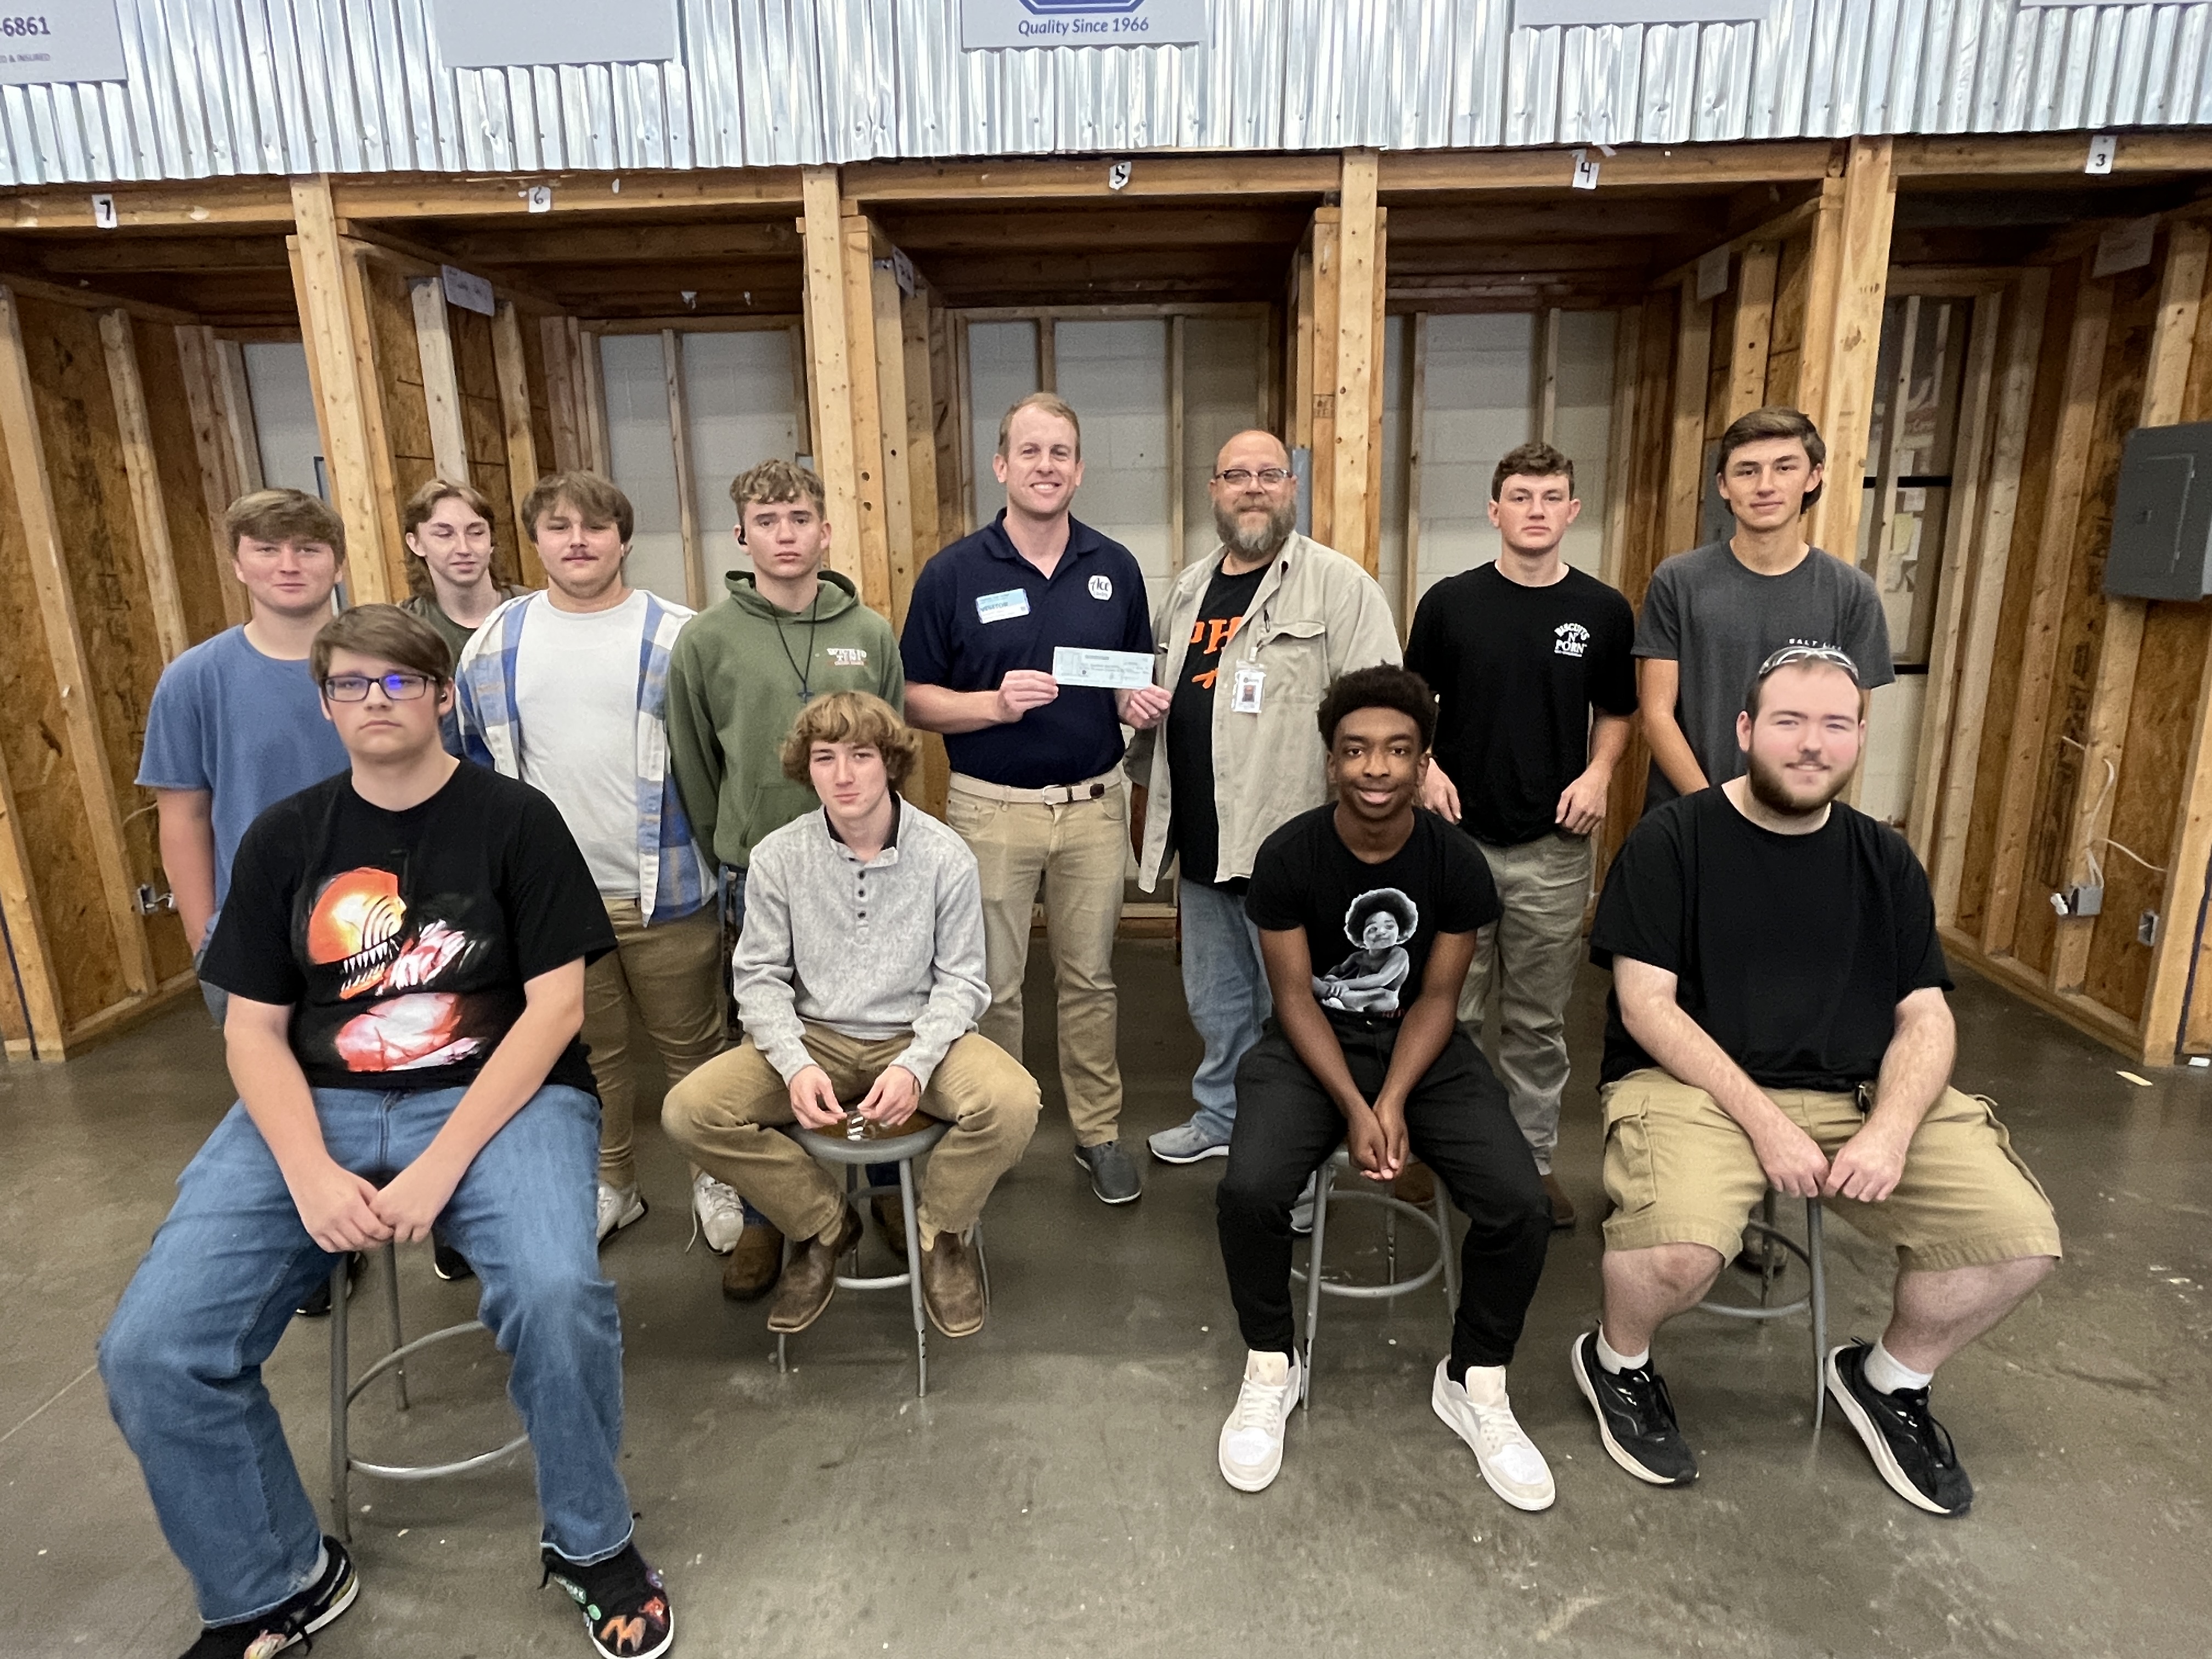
[962,0,1209,50]
[0,4,126,86]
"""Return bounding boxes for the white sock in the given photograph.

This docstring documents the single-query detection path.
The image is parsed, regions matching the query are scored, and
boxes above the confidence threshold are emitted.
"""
[1862,1340,1934,1395]
[1595,1328,1648,1374]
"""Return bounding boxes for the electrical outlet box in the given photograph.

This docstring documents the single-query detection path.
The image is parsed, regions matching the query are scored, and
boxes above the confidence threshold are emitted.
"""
[2140,910,2162,946]
[2050,884,2105,918]
[2106,421,2212,599]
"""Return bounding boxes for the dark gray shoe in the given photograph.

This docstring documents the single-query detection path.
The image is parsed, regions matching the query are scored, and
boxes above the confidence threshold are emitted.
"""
[1571,1330,1697,1486]
[1075,1140,1142,1204]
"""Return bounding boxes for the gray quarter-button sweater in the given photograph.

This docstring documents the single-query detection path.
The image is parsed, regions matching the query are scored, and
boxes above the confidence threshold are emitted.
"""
[733,798,990,1089]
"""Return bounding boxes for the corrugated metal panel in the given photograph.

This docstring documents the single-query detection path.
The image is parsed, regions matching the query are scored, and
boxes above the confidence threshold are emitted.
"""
[8,0,2212,186]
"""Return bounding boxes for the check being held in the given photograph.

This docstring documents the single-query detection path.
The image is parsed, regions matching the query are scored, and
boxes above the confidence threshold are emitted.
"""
[1052,647,1156,690]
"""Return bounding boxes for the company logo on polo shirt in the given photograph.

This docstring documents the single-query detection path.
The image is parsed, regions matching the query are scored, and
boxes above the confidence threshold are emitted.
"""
[1089,573,1113,601]
[1554,622,1589,658]
[827,647,868,667]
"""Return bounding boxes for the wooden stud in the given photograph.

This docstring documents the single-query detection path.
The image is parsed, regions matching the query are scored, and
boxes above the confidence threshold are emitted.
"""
[1535,306,1561,443]
[1892,132,2212,180]
[1366,210,1389,569]
[330,169,806,221]
[1600,304,1641,590]
[1308,212,1341,543]
[1929,272,2048,924]
[213,340,265,494]
[0,737,65,1055]
[577,328,610,475]
[172,325,250,628]
[1804,139,1897,561]
[1726,244,1778,421]
[489,303,546,585]
[540,315,584,473]
[0,285,156,999]
[871,254,917,625]
[1289,239,1315,455]
[844,154,1338,203]
[410,279,470,486]
[1332,150,1383,575]
[1036,317,1056,394]
[590,314,803,336]
[799,170,862,588]
[288,181,399,602]
[661,330,706,611]
[1866,293,1920,586]
[99,311,189,664]
[1378,141,1839,195]
[1983,268,2113,956]
[899,282,941,624]
[928,300,962,547]
[1169,313,1187,574]
[953,312,975,537]
[1402,311,1429,634]
[1663,294,1716,556]
[2052,224,2212,996]
[787,324,814,461]
[838,213,894,612]
[340,247,407,602]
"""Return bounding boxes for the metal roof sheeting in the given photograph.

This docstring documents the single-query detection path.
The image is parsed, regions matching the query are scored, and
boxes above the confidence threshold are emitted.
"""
[6,0,2212,187]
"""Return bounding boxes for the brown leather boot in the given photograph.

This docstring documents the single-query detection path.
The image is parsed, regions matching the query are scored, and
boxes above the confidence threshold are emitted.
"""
[873,1192,909,1262]
[765,1207,860,1333]
[720,1222,786,1301]
[919,1229,986,1338]
[1541,1172,1577,1231]
[1393,1160,1436,1208]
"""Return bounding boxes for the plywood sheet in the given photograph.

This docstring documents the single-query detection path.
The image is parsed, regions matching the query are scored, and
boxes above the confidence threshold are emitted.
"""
[134,320,232,646]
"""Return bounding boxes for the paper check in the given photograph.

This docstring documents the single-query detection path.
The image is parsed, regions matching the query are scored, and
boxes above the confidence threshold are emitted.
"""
[1052,647,1156,690]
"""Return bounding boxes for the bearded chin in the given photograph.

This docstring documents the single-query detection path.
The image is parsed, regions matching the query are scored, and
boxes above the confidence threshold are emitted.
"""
[1746,752,1853,817]
[1216,501,1295,557]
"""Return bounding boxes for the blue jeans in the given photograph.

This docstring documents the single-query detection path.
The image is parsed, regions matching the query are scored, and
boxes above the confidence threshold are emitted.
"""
[194,927,228,1029]
[99,1084,634,1626]
[1181,879,1271,1143]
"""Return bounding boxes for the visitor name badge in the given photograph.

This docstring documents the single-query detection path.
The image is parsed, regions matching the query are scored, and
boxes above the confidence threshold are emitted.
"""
[975,588,1031,624]
[1231,664,1265,714]
[1052,646,1154,689]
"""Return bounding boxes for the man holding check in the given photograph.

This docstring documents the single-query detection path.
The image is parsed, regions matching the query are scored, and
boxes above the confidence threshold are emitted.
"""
[902,393,1168,1206]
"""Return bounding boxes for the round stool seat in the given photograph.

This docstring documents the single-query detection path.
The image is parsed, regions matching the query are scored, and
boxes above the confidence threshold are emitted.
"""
[787,1114,950,1165]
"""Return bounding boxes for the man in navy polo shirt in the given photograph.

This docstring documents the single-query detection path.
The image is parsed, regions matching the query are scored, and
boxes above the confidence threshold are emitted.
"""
[903,392,1169,1206]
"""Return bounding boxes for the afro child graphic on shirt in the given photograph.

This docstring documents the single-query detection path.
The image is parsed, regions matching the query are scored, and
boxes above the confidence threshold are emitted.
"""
[1312,887,1418,1015]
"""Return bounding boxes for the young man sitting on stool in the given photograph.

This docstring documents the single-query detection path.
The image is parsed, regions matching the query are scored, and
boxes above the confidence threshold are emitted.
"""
[1214,665,1556,1510]
[1576,645,2062,1516]
[663,692,1040,1340]
[99,605,673,1659]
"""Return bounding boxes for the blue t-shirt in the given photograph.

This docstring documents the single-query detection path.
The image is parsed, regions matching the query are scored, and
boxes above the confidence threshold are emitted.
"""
[136,626,352,917]
[900,512,1153,788]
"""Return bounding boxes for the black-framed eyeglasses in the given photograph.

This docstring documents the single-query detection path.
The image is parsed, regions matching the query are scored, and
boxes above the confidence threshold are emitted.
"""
[1213,467,1294,488]
[1753,644,1860,684]
[323,672,435,702]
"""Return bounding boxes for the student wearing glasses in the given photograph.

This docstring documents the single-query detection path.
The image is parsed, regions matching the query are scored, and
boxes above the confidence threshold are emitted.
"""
[101,605,676,1659]
[1127,430,1401,1170]
[1634,406,1894,812]
[1575,645,2059,1517]
[455,472,725,1256]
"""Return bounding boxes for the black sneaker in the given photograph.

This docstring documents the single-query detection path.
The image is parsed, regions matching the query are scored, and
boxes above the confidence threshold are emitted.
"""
[179,1536,357,1657]
[1826,1341,1974,1516]
[1570,1329,1698,1486]
[294,1253,362,1319]
[432,1235,475,1283]
[542,1541,675,1658]
[1075,1140,1142,1204]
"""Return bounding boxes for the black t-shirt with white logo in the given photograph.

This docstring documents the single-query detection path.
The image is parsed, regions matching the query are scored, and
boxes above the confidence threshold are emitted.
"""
[1246,804,1499,1025]
[1166,561,1268,888]
[201,763,614,1094]
[1589,789,1953,1090]
[1405,562,1637,847]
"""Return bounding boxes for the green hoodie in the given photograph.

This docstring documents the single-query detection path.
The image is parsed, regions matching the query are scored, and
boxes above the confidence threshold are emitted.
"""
[667,568,904,871]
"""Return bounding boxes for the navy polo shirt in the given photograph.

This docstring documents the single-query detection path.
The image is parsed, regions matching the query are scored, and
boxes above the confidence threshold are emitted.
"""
[901,510,1153,788]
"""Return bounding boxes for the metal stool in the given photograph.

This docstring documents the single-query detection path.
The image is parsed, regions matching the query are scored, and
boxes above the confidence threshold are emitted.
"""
[1695,1189,1829,1432]
[776,1114,986,1398]
[328,1242,528,1543]
[1289,1148,1459,1408]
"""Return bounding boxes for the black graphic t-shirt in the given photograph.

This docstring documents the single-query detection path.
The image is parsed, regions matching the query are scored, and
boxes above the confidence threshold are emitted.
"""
[1404,562,1637,847]
[201,763,615,1094]
[1589,789,1953,1090]
[1246,804,1499,1023]
[1167,560,1268,887]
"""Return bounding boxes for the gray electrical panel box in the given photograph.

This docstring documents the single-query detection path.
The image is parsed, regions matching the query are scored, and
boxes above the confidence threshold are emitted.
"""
[2105,420,2212,599]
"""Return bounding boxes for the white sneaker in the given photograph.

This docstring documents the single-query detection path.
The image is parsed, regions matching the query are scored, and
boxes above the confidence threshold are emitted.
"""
[691,1171,745,1254]
[596,1180,647,1244]
[1217,1348,1303,1493]
[1432,1358,1555,1511]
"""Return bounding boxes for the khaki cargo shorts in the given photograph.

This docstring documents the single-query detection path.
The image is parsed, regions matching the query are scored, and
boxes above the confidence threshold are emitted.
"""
[1599,1068,2063,1273]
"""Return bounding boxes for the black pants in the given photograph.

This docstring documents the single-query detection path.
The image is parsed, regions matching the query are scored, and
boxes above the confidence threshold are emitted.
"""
[1216,1020,1551,1370]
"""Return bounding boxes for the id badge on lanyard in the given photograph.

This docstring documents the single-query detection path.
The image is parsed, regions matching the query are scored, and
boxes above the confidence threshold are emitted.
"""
[1231,664,1265,714]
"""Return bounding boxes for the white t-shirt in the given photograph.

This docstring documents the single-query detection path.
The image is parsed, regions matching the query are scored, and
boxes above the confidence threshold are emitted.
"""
[513,589,650,899]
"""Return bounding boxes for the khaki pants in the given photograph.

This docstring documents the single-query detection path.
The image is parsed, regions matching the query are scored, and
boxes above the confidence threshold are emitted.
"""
[944,775,1127,1147]
[583,899,726,1191]
[661,1025,1040,1245]
[1457,831,1592,1173]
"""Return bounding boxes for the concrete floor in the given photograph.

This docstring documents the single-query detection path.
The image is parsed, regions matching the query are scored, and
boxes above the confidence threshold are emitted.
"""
[3,944,2207,1658]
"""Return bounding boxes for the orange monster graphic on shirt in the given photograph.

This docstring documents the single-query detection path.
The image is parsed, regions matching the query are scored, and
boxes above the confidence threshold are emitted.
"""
[306,868,485,1072]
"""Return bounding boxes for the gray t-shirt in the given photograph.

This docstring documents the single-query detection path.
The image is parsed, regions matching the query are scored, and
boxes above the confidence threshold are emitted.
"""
[1633,540,1893,809]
